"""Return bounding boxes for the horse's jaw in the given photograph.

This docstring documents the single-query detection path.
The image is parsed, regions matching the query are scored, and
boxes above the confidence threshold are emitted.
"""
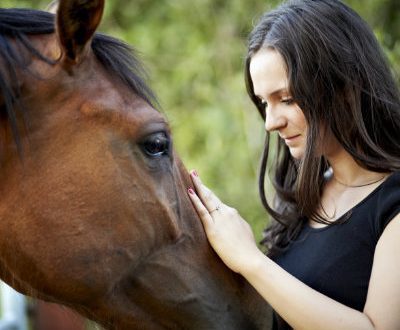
[87,234,272,330]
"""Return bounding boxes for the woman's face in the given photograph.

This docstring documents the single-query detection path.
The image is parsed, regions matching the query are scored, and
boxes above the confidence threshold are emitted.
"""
[249,48,308,160]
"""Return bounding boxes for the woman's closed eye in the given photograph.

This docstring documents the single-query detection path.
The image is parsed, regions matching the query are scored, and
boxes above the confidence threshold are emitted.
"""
[281,98,294,105]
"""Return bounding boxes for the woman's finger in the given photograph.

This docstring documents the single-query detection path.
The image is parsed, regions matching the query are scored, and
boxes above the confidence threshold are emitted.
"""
[190,171,222,212]
[187,188,214,230]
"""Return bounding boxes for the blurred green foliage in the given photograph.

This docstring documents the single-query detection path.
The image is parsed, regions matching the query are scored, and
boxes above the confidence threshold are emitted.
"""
[2,0,399,243]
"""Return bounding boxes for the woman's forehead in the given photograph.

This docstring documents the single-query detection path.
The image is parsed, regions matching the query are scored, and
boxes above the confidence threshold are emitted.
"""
[249,48,289,98]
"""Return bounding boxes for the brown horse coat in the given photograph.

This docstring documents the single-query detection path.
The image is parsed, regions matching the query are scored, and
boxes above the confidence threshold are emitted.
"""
[0,1,272,329]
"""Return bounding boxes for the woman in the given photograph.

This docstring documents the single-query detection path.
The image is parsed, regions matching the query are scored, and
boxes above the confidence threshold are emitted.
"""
[188,0,400,329]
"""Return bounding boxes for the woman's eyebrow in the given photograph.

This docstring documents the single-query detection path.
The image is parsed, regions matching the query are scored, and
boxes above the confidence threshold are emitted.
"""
[255,88,289,100]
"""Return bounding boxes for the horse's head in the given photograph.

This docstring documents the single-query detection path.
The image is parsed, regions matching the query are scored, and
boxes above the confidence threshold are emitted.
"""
[0,0,271,328]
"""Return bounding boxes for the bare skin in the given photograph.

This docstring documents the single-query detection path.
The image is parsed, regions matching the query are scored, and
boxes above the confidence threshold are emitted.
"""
[188,48,400,329]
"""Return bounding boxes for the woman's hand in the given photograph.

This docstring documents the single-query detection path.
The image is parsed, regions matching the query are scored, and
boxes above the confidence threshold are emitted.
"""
[187,170,263,274]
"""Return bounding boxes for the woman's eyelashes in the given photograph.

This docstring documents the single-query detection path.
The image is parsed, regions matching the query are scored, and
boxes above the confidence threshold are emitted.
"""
[260,97,294,107]
[281,97,294,105]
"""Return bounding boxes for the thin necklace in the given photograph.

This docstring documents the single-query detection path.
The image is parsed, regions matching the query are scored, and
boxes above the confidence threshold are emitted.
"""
[333,175,386,188]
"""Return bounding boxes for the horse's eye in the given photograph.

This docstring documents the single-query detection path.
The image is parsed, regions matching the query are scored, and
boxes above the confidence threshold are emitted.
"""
[141,132,170,157]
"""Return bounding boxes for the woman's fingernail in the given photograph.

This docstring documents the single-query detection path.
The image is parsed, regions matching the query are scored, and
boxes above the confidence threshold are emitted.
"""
[191,170,199,177]
[188,188,195,195]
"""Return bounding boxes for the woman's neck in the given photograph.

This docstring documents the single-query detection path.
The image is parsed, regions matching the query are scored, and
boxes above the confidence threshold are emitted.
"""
[326,148,386,186]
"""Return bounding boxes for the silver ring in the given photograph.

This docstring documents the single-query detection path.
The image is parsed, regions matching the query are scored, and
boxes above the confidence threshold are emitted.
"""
[209,204,221,214]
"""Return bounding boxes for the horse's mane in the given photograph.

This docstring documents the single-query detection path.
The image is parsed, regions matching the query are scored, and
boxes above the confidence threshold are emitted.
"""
[0,8,158,151]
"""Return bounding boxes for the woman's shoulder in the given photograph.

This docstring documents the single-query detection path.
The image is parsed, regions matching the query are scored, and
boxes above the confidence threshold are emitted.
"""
[373,171,400,237]
[377,171,400,198]
[385,170,400,183]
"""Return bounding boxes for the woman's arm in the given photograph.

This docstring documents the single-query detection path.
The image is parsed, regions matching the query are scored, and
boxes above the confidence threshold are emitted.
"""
[188,171,400,330]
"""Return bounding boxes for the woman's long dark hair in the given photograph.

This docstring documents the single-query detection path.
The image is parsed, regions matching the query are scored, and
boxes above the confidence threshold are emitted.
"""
[244,0,400,257]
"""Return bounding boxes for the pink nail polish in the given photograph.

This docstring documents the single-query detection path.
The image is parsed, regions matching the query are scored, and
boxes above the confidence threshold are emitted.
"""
[192,170,199,177]
[188,188,195,195]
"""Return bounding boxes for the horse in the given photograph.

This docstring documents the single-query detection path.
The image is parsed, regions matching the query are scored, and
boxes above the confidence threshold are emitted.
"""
[0,0,272,329]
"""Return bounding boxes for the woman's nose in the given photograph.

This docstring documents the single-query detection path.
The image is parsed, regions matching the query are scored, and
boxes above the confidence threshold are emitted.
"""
[264,106,287,132]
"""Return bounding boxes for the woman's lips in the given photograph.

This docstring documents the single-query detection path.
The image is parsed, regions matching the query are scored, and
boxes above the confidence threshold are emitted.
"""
[283,134,300,145]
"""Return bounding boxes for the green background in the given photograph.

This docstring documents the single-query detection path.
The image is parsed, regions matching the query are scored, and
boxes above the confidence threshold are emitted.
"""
[1,0,399,328]
[2,0,399,242]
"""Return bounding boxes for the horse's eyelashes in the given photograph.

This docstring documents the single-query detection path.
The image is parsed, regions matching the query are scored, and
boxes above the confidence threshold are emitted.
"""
[140,132,171,158]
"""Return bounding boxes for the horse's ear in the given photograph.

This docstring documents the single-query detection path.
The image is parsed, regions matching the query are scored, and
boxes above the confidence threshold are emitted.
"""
[56,0,104,64]
[46,0,59,14]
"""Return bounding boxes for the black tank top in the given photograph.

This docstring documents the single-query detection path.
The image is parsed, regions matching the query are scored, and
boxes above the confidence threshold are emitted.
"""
[272,171,400,330]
